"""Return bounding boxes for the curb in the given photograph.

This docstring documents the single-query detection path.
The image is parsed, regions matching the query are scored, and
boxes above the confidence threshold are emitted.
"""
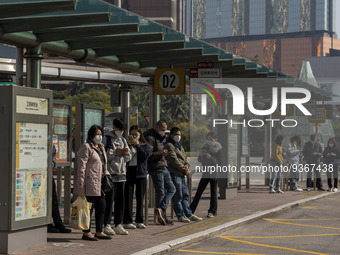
[131,192,333,255]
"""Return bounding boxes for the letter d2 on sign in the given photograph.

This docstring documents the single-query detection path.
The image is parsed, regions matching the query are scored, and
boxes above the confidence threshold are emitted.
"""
[154,68,185,95]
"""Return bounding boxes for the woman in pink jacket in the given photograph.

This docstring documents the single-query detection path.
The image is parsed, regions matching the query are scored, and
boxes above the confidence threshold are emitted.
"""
[74,125,112,241]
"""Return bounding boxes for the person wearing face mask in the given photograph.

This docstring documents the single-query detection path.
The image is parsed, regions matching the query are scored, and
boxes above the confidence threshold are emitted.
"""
[164,127,203,223]
[102,118,132,235]
[303,134,325,191]
[323,138,339,192]
[287,136,303,191]
[144,120,176,225]
[74,125,112,241]
[190,132,222,218]
[123,125,151,229]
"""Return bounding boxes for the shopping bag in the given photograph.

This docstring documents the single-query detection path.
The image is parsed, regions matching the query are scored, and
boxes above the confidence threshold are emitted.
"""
[69,196,92,230]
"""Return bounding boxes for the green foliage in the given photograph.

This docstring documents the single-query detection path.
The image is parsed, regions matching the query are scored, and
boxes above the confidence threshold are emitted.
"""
[160,94,190,123]
[64,88,112,112]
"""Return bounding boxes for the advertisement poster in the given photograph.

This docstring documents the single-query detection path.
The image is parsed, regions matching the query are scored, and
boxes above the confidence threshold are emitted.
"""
[15,123,48,221]
[52,105,69,163]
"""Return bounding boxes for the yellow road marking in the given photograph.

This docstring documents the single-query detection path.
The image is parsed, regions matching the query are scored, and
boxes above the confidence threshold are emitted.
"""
[221,234,340,239]
[178,250,268,255]
[220,236,328,255]
[326,198,340,200]
[264,218,340,230]
[263,218,340,221]
[301,206,318,209]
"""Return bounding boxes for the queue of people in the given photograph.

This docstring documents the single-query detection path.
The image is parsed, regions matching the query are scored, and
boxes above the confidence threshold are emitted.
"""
[71,119,339,241]
[269,134,339,194]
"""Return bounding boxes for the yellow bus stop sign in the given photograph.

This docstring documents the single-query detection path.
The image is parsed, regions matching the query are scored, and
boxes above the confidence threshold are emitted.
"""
[154,68,185,95]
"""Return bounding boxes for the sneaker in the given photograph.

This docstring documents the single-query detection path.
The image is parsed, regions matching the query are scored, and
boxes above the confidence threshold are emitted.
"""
[123,223,136,229]
[188,214,203,221]
[333,188,338,192]
[296,188,303,192]
[178,216,190,223]
[327,188,332,192]
[136,223,146,229]
[165,217,174,225]
[113,224,128,235]
[155,208,166,225]
[207,213,215,218]
[104,224,116,235]
[269,189,276,193]
[276,189,284,194]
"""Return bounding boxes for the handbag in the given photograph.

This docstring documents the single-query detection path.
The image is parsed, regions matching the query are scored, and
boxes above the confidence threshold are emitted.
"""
[102,174,113,192]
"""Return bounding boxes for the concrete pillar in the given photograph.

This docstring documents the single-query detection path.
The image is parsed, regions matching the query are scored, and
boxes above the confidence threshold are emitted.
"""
[24,46,43,88]
[114,0,121,7]
[16,47,24,86]
[119,85,131,135]
[171,0,177,30]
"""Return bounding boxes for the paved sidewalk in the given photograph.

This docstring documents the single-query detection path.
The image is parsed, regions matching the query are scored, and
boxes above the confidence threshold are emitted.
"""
[16,185,334,255]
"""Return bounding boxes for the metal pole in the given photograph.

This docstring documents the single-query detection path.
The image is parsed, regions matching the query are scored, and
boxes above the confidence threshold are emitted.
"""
[24,45,43,88]
[63,166,71,224]
[120,85,131,134]
[16,47,24,86]
[136,106,139,126]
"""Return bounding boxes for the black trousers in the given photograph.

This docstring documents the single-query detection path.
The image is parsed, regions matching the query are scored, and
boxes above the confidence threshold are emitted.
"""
[83,195,106,233]
[123,166,147,224]
[327,163,339,189]
[190,178,218,215]
[104,182,125,227]
[306,163,323,188]
[48,178,64,229]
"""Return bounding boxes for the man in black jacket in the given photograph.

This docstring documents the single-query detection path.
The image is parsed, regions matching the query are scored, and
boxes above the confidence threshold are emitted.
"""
[144,120,176,225]
[303,134,325,191]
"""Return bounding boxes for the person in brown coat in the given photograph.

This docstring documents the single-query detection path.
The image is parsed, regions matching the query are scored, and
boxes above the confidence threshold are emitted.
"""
[74,124,111,241]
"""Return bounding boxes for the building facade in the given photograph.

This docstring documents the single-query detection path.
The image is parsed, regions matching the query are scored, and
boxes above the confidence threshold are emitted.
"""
[187,0,335,39]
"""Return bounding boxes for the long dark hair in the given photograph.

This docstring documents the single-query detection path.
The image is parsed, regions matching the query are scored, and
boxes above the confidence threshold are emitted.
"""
[291,136,301,147]
[275,135,284,146]
[327,138,337,148]
[130,125,147,144]
[87,125,103,143]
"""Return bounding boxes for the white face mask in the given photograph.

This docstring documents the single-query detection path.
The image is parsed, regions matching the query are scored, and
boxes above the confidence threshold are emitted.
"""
[115,130,124,138]
[93,135,102,144]
[329,143,334,147]
[137,136,140,140]
[173,135,181,143]
[158,131,165,137]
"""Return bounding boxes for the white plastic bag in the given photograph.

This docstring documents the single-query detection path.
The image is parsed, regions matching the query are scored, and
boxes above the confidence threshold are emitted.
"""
[69,196,92,230]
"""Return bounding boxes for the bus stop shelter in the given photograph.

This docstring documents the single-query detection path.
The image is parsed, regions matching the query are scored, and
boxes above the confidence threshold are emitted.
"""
[0,0,334,253]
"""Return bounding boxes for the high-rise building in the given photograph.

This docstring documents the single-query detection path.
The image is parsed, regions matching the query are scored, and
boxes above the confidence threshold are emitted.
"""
[187,0,335,39]
[185,0,339,77]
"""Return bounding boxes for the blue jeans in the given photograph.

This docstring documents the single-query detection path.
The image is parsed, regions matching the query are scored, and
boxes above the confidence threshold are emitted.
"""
[171,173,192,218]
[269,160,281,191]
[150,168,176,212]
